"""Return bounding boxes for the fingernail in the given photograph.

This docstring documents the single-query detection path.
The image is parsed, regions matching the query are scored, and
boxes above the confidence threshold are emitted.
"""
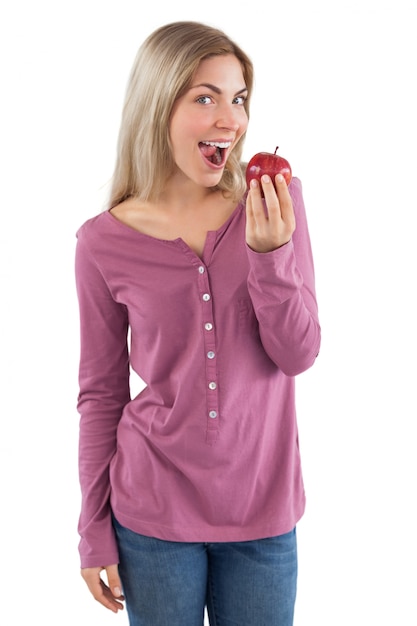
[276,174,284,183]
[114,586,122,597]
[250,179,258,188]
[261,174,271,183]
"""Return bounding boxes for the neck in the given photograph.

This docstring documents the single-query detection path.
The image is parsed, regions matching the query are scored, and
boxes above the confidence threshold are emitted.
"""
[157,173,221,212]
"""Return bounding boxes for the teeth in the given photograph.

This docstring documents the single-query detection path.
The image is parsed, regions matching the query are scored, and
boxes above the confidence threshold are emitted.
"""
[202,141,231,149]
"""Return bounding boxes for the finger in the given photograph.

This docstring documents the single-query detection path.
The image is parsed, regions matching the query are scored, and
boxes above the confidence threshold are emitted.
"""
[106,563,124,601]
[246,179,267,245]
[245,181,254,220]
[248,178,266,224]
[260,174,281,224]
[274,174,296,231]
[245,187,256,245]
[98,578,125,612]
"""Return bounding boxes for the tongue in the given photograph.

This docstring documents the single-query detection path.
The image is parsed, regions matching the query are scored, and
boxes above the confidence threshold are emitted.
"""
[199,143,218,158]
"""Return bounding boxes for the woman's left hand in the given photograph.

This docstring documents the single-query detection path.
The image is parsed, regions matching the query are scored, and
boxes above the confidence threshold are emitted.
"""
[245,173,295,253]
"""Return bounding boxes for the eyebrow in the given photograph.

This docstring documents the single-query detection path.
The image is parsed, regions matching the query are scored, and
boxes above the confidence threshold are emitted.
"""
[190,83,248,96]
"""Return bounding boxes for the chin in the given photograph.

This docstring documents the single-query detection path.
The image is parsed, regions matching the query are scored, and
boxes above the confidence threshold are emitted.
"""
[176,163,224,189]
[199,170,224,188]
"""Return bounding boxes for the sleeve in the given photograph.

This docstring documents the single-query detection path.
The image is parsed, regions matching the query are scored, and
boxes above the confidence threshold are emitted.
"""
[75,231,130,568]
[246,177,321,376]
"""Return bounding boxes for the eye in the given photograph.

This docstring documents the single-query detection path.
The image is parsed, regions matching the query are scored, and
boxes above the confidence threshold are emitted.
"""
[233,95,247,105]
[196,95,213,105]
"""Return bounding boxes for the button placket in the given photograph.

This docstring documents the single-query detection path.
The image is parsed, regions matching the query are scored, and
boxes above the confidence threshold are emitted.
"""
[197,262,219,442]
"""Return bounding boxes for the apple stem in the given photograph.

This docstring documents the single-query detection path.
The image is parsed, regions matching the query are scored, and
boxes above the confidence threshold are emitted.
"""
[274,146,279,154]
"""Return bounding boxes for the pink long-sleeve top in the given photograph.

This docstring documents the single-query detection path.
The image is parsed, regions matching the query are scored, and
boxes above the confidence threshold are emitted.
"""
[75,177,321,568]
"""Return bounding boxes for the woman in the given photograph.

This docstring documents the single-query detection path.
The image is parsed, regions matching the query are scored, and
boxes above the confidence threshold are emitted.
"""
[75,20,321,625]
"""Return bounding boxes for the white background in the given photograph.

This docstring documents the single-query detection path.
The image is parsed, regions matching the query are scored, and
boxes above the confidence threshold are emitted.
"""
[1,0,416,624]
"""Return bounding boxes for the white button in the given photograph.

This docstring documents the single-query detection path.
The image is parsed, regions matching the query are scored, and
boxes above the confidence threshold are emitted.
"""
[209,410,217,419]
[198,266,205,274]
[208,382,217,390]
[204,323,213,331]
[207,351,215,359]
[202,293,211,301]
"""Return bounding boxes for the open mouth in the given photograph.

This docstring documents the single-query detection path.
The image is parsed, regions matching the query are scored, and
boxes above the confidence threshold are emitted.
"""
[198,141,231,167]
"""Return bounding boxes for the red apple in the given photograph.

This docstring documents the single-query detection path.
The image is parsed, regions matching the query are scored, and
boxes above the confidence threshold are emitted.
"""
[246,147,292,193]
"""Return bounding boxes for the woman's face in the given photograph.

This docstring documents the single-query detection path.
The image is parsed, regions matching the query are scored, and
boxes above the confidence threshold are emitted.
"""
[169,54,249,189]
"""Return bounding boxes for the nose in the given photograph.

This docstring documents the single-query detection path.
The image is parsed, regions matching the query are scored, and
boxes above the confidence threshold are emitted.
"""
[215,103,241,132]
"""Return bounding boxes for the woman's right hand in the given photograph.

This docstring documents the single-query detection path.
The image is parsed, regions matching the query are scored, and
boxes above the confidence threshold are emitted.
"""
[81,564,125,613]
[246,174,295,253]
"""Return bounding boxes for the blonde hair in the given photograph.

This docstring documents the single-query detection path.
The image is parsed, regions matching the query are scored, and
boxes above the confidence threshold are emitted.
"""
[109,21,254,207]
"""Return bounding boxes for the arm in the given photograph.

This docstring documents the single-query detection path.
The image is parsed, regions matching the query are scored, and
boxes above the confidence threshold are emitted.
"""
[246,174,321,376]
[75,233,130,569]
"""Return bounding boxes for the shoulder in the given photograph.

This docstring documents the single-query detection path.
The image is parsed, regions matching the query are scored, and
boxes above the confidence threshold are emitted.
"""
[109,196,142,219]
[288,176,302,198]
[288,176,306,216]
[76,210,110,243]
[108,197,156,233]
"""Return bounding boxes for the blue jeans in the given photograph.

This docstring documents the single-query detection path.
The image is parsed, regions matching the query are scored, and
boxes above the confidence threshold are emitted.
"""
[113,517,297,626]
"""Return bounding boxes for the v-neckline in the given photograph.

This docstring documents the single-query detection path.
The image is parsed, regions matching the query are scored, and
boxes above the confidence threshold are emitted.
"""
[105,195,246,262]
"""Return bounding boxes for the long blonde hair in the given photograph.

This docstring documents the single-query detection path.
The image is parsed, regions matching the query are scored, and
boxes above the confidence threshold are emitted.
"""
[109,21,253,207]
